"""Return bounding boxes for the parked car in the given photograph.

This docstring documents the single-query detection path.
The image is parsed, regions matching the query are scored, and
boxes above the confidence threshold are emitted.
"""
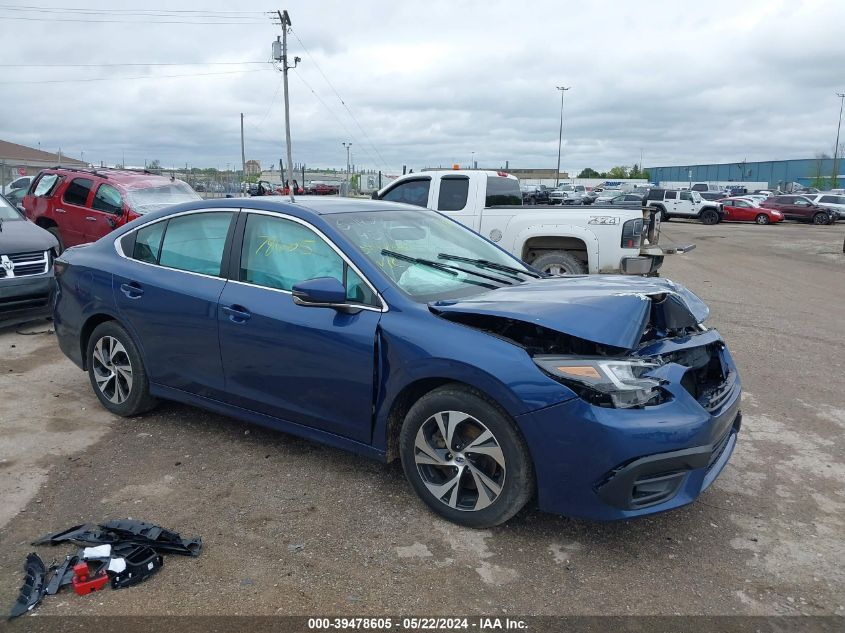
[3,175,33,193]
[519,184,550,205]
[802,193,845,220]
[549,184,588,205]
[608,193,644,206]
[0,194,58,327]
[593,190,624,204]
[23,167,200,253]
[308,182,340,195]
[4,186,27,210]
[691,183,726,195]
[699,192,724,201]
[760,195,835,225]
[375,170,672,276]
[645,189,723,224]
[53,197,741,527]
[719,197,784,224]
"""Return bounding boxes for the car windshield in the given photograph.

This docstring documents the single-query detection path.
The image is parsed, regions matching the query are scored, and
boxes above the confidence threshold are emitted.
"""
[124,181,201,214]
[326,209,536,303]
[0,195,22,220]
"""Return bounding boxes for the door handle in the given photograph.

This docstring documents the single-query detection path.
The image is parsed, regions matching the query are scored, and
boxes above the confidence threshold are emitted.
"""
[120,282,144,299]
[85,216,97,222]
[55,208,66,213]
[221,305,251,323]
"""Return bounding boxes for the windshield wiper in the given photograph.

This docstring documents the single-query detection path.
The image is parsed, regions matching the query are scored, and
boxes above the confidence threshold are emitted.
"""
[381,249,506,289]
[437,253,543,279]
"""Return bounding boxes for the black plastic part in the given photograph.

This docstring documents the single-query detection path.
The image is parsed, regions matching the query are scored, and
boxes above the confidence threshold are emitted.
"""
[9,553,47,620]
[110,545,164,589]
[45,554,79,595]
[100,519,202,557]
[33,519,202,557]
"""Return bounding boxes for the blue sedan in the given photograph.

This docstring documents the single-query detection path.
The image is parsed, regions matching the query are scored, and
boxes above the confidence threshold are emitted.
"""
[53,197,741,527]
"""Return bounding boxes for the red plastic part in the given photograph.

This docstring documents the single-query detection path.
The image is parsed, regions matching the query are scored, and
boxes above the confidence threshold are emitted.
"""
[71,561,109,595]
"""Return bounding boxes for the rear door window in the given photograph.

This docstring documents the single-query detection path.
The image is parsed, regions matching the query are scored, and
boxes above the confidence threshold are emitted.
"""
[437,177,469,211]
[63,178,93,207]
[381,179,431,207]
[665,191,678,200]
[158,212,234,276]
[485,176,521,206]
[130,221,167,264]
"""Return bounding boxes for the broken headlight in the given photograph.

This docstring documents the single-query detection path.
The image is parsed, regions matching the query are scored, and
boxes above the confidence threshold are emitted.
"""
[533,356,666,409]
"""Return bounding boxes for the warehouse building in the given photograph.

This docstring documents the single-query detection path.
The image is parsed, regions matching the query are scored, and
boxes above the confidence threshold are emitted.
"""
[647,157,844,189]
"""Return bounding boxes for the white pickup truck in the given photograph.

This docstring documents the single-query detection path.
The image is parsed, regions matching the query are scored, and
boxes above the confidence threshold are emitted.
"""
[374,170,679,275]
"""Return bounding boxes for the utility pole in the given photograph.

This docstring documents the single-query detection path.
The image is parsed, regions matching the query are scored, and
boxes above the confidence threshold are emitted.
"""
[555,86,570,186]
[274,10,300,203]
[240,113,246,194]
[833,92,844,188]
[342,142,351,196]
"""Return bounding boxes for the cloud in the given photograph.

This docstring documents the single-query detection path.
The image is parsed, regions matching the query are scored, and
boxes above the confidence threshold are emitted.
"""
[1,0,843,174]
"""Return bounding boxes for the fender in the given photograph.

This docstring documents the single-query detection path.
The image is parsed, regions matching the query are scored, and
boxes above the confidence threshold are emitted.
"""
[510,223,600,273]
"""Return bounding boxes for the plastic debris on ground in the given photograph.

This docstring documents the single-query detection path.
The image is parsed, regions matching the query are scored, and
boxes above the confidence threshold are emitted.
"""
[7,519,201,619]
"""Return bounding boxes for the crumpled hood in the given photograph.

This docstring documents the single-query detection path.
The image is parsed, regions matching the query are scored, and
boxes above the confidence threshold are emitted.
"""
[430,275,709,350]
[0,219,58,254]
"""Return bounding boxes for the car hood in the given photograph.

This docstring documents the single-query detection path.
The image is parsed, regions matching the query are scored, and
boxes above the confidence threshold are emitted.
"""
[430,275,709,350]
[0,219,58,254]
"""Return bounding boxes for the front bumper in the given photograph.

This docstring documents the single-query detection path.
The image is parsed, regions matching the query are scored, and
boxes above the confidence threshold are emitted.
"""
[0,273,55,328]
[516,330,741,520]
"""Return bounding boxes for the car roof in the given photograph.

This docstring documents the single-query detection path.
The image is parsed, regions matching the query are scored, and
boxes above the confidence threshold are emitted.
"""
[169,195,427,216]
[41,167,188,190]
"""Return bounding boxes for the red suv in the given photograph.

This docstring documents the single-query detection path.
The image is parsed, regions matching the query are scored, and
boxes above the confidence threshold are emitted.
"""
[760,195,835,225]
[23,167,200,252]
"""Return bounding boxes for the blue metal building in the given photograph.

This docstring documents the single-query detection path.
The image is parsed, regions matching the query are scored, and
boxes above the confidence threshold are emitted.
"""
[647,157,843,188]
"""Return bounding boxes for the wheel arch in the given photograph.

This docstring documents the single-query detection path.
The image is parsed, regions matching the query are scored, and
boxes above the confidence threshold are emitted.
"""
[79,313,119,370]
[512,226,598,272]
[35,216,58,229]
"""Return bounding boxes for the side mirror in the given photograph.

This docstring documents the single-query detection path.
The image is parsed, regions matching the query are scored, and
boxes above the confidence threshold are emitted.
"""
[371,191,379,200]
[292,277,360,314]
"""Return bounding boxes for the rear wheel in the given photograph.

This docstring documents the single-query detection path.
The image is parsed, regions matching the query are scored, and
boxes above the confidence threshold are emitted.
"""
[531,250,587,275]
[700,209,719,225]
[46,227,64,255]
[755,213,770,225]
[399,385,535,528]
[813,212,830,225]
[86,321,157,417]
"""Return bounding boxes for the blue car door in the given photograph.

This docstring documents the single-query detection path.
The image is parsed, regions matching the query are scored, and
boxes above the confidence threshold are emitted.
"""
[217,211,382,443]
[112,209,236,401]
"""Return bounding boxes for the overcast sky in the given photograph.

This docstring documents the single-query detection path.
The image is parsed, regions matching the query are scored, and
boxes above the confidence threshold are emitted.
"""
[1,0,844,175]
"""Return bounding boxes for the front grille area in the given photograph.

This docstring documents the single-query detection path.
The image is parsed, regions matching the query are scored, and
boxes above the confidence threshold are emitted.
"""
[0,291,50,313]
[0,250,49,278]
[662,342,733,411]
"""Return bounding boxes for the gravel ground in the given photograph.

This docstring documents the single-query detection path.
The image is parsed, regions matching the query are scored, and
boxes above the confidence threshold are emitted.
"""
[0,219,843,617]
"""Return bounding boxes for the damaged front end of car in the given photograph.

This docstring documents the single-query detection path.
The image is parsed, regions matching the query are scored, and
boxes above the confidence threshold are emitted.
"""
[429,275,742,520]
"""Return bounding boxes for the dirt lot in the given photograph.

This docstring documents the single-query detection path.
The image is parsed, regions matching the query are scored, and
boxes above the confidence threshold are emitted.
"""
[1,220,843,617]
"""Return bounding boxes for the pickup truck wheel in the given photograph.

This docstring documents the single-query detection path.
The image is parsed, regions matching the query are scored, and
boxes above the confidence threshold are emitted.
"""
[47,227,64,255]
[399,385,535,528]
[700,209,719,225]
[755,214,770,225]
[813,211,830,225]
[531,251,587,275]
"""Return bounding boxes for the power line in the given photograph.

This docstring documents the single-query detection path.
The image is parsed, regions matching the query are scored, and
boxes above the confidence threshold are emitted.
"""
[0,68,266,85]
[0,4,270,14]
[0,15,270,24]
[287,27,390,171]
[0,61,271,68]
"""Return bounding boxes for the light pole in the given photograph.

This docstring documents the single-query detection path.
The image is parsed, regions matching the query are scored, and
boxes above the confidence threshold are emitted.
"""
[342,142,351,196]
[834,92,844,188]
[555,86,570,187]
[471,151,475,169]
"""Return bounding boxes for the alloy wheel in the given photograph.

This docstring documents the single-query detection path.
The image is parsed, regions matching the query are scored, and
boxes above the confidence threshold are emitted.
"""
[91,336,133,404]
[413,410,506,512]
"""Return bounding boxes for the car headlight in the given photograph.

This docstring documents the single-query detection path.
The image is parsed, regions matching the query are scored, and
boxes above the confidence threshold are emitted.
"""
[533,356,666,409]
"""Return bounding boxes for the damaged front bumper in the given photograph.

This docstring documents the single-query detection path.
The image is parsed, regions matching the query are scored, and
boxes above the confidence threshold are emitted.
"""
[516,329,741,521]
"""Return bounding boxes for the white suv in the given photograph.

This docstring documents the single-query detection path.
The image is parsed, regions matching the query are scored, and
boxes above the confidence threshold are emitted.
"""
[803,193,845,220]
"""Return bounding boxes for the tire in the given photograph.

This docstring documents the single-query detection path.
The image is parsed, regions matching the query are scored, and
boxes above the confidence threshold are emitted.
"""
[531,251,587,275]
[755,214,770,225]
[399,384,535,528]
[813,212,830,225]
[86,321,157,417]
[46,226,64,255]
[527,196,536,205]
[700,209,719,225]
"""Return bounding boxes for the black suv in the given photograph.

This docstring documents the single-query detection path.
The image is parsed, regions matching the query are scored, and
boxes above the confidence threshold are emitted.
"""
[520,184,551,205]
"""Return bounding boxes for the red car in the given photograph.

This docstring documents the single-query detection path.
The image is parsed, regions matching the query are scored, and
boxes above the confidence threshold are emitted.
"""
[23,167,200,253]
[308,182,339,195]
[719,197,784,225]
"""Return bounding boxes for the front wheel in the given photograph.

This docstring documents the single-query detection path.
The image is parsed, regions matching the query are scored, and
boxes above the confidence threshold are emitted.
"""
[399,385,535,528]
[531,250,587,275]
[700,209,719,225]
[813,212,830,225]
[755,213,770,225]
[87,321,157,416]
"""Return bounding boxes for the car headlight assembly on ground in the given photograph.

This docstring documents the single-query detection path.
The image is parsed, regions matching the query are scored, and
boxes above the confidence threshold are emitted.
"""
[533,356,666,408]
